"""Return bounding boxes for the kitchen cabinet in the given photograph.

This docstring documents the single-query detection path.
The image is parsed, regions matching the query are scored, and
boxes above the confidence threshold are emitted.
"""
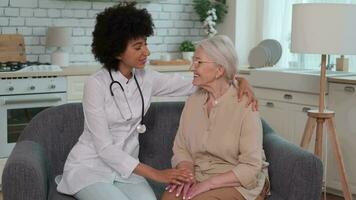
[245,68,356,195]
[327,83,356,194]
[254,87,319,149]
[258,99,291,141]
[0,158,5,188]
[259,99,318,150]
[66,76,88,102]
[63,64,101,102]
[245,69,356,196]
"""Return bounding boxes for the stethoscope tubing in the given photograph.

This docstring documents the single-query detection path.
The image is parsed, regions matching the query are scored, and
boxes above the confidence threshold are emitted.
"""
[108,69,145,129]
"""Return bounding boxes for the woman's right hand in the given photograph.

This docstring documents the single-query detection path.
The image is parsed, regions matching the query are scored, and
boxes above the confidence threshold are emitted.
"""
[153,168,193,185]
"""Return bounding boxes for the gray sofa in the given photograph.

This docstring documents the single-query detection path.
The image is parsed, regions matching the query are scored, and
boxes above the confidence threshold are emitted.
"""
[2,102,323,200]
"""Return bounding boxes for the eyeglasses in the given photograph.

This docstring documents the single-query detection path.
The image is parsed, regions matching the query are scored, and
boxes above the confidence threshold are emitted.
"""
[190,59,217,69]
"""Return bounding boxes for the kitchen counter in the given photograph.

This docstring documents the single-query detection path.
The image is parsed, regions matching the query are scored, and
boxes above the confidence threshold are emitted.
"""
[8,64,356,85]
[0,64,101,78]
[61,65,101,76]
[244,67,356,89]
[328,76,356,85]
[0,63,252,78]
[63,64,193,74]
[0,64,193,78]
[149,64,190,72]
[238,65,251,75]
[150,65,251,74]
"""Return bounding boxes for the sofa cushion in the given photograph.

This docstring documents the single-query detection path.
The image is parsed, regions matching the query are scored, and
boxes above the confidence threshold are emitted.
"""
[139,101,185,198]
[18,103,84,177]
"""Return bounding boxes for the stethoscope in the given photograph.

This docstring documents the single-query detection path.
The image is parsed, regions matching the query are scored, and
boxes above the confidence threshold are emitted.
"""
[108,69,146,134]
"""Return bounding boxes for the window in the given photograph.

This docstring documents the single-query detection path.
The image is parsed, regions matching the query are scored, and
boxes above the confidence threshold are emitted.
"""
[261,0,356,71]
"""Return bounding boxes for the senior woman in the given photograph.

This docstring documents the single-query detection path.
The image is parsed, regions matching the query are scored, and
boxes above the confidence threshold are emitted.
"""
[161,35,269,200]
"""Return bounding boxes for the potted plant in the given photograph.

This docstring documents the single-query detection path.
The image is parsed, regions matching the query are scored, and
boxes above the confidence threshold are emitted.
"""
[179,40,195,61]
[193,0,228,37]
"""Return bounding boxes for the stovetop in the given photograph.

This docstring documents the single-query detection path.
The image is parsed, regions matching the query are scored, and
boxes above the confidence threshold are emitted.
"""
[0,61,46,72]
[0,61,62,72]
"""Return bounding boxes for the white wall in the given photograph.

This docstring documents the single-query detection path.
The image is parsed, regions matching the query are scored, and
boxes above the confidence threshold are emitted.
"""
[217,0,261,67]
[0,0,205,65]
[216,0,236,45]
[235,0,260,66]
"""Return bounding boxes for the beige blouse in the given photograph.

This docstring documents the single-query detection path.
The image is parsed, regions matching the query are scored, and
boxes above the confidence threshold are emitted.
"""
[172,86,269,200]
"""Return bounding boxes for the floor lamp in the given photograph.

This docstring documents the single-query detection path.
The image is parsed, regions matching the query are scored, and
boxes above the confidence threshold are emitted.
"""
[291,3,356,200]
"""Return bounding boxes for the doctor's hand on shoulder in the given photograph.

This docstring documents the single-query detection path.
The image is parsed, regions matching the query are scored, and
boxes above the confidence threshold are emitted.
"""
[134,163,193,185]
[236,76,258,111]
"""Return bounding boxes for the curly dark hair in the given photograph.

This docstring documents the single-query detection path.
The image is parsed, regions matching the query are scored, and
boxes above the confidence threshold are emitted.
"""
[92,2,154,70]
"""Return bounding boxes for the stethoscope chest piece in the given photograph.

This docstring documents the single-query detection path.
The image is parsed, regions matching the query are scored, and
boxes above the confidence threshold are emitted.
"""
[137,124,146,134]
[108,69,147,134]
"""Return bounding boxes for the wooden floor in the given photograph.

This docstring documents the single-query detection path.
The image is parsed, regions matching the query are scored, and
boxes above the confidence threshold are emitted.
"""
[0,192,346,200]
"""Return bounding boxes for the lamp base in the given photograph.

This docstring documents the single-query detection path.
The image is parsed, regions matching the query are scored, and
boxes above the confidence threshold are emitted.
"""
[51,49,69,67]
[301,110,353,200]
[336,56,348,72]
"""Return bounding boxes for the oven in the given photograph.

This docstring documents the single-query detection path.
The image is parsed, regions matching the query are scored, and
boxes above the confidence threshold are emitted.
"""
[0,33,67,185]
[0,75,67,158]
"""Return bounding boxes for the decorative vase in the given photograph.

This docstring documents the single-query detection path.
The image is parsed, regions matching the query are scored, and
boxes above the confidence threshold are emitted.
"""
[182,52,194,61]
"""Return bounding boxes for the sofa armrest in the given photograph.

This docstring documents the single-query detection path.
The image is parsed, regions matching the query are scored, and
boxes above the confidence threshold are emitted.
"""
[2,141,49,200]
[264,133,323,200]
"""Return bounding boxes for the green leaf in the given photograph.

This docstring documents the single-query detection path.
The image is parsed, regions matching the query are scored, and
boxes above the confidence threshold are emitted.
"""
[193,0,228,24]
[179,40,195,52]
[193,0,212,22]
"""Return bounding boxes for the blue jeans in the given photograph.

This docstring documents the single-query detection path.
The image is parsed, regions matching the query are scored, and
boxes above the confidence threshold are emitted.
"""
[74,180,156,200]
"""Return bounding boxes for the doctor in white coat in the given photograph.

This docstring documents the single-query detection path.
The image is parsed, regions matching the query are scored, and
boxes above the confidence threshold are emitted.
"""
[57,2,257,200]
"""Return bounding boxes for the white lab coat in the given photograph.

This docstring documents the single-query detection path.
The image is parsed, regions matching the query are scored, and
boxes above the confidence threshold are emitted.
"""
[57,67,195,195]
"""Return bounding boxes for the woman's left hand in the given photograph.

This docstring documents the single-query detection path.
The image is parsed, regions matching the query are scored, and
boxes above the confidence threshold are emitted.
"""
[186,181,212,199]
[166,182,195,199]
[236,76,258,111]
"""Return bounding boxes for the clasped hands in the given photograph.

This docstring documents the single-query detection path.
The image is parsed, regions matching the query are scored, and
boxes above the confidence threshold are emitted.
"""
[164,168,211,200]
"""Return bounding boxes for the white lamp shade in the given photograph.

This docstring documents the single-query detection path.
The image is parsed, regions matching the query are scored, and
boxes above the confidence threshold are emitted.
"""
[46,27,72,48]
[291,3,356,55]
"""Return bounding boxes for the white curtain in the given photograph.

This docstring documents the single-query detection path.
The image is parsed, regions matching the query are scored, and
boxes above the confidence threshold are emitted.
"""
[261,0,356,71]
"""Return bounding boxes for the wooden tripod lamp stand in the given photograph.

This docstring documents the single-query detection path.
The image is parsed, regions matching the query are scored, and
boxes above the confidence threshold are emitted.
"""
[291,3,356,200]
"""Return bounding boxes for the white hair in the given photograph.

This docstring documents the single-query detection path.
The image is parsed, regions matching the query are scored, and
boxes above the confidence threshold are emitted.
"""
[196,35,238,83]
